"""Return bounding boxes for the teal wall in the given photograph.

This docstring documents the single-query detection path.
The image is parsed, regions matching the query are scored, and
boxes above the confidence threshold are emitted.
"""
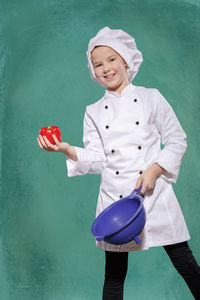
[0,0,200,299]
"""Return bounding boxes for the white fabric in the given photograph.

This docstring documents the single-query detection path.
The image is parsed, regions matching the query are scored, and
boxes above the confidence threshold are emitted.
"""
[86,27,143,86]
[66,83,190,252]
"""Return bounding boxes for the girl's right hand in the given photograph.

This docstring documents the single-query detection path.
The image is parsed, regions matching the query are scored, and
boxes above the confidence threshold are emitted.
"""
[37,134,78,161]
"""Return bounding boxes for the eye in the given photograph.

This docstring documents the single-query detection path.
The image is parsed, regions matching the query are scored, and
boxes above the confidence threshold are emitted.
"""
[110,58,116,62]
[94,64,102,68]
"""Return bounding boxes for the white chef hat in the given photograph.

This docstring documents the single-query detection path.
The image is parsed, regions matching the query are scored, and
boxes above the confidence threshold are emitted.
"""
[86,26,143,86]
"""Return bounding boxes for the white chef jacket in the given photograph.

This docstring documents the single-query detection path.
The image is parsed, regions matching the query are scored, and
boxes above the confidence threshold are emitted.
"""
[66,83,190,252]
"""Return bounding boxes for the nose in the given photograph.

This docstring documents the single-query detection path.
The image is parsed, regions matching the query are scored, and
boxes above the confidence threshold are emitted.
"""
[103,62,110,73]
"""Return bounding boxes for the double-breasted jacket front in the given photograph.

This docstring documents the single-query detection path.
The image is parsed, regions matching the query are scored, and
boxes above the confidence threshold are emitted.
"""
[66,83,190,252]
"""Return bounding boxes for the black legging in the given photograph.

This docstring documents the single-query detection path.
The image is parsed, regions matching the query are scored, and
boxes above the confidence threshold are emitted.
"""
[102,242,200,299]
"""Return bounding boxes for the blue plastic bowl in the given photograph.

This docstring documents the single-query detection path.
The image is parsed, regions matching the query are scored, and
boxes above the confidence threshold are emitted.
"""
[91,186,146,245]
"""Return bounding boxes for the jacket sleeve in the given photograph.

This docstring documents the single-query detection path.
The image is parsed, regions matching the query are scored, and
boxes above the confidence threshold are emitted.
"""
[153,89,187,183]
[66,107,108,177]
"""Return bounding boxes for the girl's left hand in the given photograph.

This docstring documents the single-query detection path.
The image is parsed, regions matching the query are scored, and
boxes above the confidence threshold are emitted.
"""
[134,163,165,195]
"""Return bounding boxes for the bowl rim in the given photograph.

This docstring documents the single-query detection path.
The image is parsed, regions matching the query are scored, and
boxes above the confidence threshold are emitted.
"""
[91,194,144,238]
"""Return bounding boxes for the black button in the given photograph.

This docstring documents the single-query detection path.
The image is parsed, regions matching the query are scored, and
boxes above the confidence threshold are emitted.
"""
[111,149,115,153]
[120,195,123,199]
[105,105,108,109]
[134,99,137,102]
[138,146,142,150]
[116,171,119,175]
[139,171,143,175]
[136,121,139,125]
[105,125,109,129]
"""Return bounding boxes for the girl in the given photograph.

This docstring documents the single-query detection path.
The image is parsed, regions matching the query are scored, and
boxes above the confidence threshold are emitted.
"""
[37,27,200,299]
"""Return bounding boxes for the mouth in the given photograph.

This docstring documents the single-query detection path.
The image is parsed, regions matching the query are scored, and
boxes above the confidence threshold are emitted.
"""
[104,73,116,81]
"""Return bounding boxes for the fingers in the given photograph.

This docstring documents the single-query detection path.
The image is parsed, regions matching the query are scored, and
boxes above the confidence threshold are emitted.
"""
[135,182,146,196]
[37,135,54,151]
[52,134,60,145]
[37,137,43,148]
[37,135,47,150]
[134,175,150,195]
[134,176,143,194]
[134,176,143,190]
[135,178,155,196]
[140,184,147,195]
[43,135,54,149]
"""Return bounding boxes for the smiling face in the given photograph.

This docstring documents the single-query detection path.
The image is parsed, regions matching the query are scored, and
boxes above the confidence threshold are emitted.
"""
[91,46,129,95]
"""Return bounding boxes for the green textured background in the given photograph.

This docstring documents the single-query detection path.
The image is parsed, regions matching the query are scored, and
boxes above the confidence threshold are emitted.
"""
[0,0,200,299]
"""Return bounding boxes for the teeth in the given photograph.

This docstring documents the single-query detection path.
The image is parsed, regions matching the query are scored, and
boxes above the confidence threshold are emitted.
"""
[105,74,115,79]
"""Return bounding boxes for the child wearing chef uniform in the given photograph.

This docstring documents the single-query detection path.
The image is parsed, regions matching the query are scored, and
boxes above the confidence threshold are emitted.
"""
[37,27,200,299]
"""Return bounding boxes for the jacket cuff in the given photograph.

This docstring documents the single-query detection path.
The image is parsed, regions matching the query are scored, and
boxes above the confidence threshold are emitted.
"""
[66,146,91,177]
[154,150,181,183]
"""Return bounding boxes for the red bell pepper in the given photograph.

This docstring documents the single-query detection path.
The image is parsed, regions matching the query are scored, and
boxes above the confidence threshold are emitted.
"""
[40,126,61,145]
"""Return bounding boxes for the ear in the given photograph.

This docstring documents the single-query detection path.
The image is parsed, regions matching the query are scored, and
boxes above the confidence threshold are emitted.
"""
[122,60,128,69]
[124,62,128,69]
[119,55,128,69]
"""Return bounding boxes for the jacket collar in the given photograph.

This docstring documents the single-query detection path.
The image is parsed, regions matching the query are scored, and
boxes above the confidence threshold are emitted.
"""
[104,83,136,99]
